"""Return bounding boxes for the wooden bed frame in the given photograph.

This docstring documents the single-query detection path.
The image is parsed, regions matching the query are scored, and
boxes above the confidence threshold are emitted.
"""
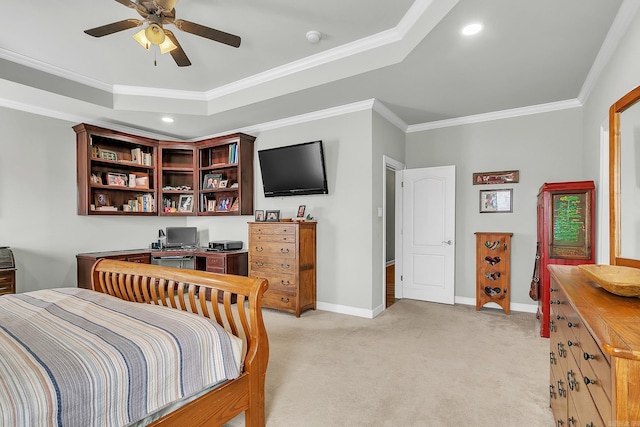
[90,259,269,427]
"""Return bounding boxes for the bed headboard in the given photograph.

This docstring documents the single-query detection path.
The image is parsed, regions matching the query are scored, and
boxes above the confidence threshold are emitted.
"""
[90,259,269,367]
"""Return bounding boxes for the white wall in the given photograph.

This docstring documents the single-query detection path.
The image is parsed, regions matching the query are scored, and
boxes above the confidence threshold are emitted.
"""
[581,6,640,265]
[0,108,187,292]
[404,109,584,305]
[246,110,376,313]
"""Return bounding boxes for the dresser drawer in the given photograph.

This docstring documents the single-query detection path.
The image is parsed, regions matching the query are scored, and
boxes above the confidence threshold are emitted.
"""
[250,224,296,236]
[0,272,13,285]
[251,273,297,293]
[263,290,297,310]
[249,257,297,275]
[250,232,296,243]
[249,242,296,259]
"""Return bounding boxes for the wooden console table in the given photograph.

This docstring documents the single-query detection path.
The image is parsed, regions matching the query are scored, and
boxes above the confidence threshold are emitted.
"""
[76,248,247,289]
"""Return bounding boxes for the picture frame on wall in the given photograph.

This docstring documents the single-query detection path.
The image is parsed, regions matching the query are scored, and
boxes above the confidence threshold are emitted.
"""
[479,189,513,213]
[473,170,519,185]
[265,210,280,222]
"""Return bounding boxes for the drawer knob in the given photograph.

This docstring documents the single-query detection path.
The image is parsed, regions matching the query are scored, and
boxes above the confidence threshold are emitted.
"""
[550,287,558,292]
[583,376,595,385]
[567,340,576,347]
[280,297,290,303]
[280,248,290,254]
[583,352,595,361]
[281,263,290,269]
[567,416,576,426]
[550,300,562,305]
[549,384,555,398]
[255,261,264,266]
[567,321,577,328]
[556,315,564,320]
[281,280,291,286]
[255,246,263,252]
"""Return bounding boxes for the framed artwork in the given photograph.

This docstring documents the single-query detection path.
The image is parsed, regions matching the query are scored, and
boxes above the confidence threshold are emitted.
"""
[219,179,228,188]
[216,197,231,212]
[473,170,519,185]
[178,195,194,212]
[94,192,110,207]
[255,210,265,222]
[479,189,513,213]
[297,205,306,218]
[265,210,280,222]
[202,173,222,189]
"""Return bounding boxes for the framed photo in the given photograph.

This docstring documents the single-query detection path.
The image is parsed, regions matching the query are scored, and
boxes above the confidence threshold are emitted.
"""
[473,170,519,185]
[202,173,222,189]
[107,172,127,187]
[479,189,513,213]
[178,195,194,212]
[94,192,110,207]
[219,179,228,188]
[216,197,231,212]
[98,149,118,161]
[207,200,216,212]
[265,210,280,222]
[297,205,306,218]
[255,210,265,221]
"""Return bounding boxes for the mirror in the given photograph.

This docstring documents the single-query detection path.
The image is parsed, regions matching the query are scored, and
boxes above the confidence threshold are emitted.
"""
[609,84,640,267]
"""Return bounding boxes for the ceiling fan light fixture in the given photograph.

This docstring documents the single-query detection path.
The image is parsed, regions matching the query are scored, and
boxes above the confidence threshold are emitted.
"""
[132,29,151,50]
[158,37,177,54]
[145,24,166,45]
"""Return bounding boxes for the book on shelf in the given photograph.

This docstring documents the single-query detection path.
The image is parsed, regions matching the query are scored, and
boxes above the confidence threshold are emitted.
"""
[131,148,142,164]
[96,205,118,211]
[228,143,237,164]
[130,148,152,166]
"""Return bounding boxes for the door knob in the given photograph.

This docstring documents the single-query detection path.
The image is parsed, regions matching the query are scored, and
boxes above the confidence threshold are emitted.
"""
[442,240,453,245]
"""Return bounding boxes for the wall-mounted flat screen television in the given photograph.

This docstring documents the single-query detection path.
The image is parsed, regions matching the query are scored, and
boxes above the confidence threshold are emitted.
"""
[258,141,328,197]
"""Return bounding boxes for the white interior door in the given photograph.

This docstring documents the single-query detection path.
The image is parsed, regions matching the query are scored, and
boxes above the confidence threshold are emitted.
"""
[401,165,455,304]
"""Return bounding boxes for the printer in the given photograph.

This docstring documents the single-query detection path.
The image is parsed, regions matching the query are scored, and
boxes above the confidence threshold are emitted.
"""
[208,240,243,251]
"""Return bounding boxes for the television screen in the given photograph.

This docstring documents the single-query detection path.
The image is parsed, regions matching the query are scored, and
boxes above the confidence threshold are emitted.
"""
[165,227,198,248]
[258,141,328,197]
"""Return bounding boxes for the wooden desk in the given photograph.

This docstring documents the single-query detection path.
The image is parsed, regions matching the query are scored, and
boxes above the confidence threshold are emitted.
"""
[77,248,247,289]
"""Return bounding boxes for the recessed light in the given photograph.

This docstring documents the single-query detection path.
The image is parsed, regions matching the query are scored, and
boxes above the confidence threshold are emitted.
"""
[162,117,174,123]
[462,23,483,36]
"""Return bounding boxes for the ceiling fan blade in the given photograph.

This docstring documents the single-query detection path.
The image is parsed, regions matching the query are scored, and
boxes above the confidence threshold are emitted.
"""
[164,30,191,67]
[84,19,143,37]
[173,19,241,48]
[114,0,136,8]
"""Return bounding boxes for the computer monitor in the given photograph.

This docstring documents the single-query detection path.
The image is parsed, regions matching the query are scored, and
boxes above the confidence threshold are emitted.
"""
[165,227,198,248]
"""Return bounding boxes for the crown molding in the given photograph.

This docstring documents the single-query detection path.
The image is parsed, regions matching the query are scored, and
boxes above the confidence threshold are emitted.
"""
[0,48,112,93]
[406,99,582,133]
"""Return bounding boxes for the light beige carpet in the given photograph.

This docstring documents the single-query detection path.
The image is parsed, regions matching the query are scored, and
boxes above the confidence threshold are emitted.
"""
[225,299,554,426]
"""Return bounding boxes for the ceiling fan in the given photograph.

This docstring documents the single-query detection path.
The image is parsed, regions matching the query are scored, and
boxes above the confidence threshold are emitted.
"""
[84,0,241,67]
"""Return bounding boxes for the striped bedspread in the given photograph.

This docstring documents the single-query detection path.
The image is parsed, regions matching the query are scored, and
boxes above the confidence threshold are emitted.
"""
[0,288,243,427]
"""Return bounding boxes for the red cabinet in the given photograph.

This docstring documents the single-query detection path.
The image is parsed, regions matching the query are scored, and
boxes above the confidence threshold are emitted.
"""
[536,181,595,337]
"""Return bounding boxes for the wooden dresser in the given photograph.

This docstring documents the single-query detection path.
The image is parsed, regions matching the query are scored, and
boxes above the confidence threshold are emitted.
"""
[248,222,316,317]
[548,265,640,426]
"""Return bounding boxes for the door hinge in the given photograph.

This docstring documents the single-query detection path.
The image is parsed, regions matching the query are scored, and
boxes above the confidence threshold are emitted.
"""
[400,275,403,281]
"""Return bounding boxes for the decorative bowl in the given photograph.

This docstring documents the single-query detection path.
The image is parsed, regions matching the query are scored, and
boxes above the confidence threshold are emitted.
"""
[578,264,640,297]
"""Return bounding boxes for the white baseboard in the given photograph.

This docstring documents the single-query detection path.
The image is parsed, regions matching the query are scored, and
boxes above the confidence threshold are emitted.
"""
[316,296,538,318]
